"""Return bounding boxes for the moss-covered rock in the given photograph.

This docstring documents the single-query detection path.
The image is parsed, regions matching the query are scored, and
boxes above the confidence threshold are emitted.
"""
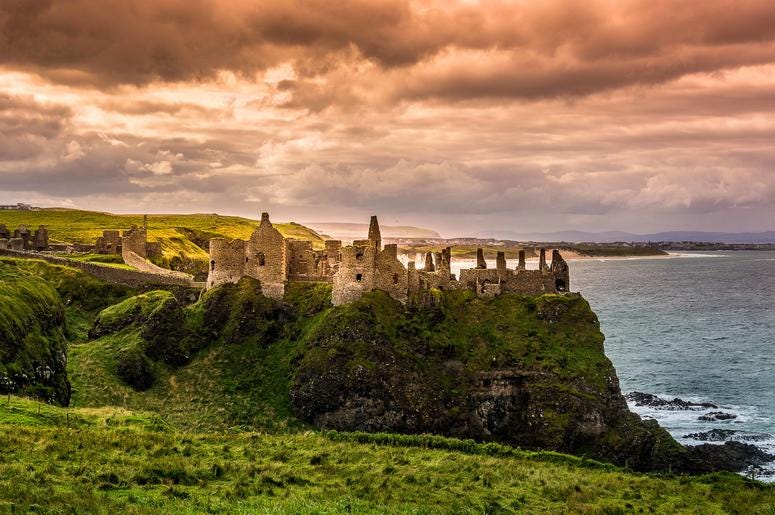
[90,290,190,389]
[288,289,687,472]
[116,346,156,391]
[0,262,70,405]
[198,277,285,345]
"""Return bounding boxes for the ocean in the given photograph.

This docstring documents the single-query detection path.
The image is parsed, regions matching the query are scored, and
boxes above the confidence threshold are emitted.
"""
[573,250,775,479]
[446,251,775,479]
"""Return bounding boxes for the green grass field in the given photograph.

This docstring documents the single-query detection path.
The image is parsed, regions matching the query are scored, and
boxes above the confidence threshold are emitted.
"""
[1,395,773,514]
[1,256,774,513]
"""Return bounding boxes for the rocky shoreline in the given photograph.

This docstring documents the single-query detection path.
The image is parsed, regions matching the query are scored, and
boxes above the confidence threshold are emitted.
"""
[626,391,774,477]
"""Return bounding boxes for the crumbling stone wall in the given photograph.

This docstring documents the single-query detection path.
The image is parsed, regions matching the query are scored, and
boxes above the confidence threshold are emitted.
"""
[207,238,246,289]
[287,239,316,278]
[122,224,148,259]
[245,213,288,299]
[373,244,408,304]
[13,225,30,249]
[205,212,339,300]
[96,230,122,254]
[32,225,48,251]
[332,240,378,305]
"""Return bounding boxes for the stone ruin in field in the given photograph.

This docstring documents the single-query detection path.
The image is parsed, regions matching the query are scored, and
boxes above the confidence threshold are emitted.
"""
[0,224,49,251]
[207,213,570,305]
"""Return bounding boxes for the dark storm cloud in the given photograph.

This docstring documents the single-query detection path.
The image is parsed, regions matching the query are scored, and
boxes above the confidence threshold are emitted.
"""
[2,1,775,232]
[3,0,775,102]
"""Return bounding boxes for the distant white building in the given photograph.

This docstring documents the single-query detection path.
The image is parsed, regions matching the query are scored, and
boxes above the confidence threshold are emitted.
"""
[0,203,38,211]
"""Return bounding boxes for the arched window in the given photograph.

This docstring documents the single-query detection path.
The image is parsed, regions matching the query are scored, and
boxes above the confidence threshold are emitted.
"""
[356,252,364,261]
[257,252,266,266]
[210,260,216,271]
[392,273,399,284]
[355,273,363,282]
[555,278,567,292]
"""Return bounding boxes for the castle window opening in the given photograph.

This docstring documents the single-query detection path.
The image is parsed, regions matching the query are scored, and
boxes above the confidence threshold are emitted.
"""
[392,273,399,284]
[355,273,363,282]
[555,278,567,292]
[257,252,266,266]
[210,260,216,271]
[356,252,364,261]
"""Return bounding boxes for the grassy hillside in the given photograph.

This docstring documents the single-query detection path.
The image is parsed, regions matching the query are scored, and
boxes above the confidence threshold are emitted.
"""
[0,208,326,274]
[1,395,772,513]
[2,257,774,511]
[68,280,316,432]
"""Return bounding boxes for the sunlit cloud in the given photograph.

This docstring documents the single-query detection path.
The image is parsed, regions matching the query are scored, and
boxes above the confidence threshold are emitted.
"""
[0,1,774,234]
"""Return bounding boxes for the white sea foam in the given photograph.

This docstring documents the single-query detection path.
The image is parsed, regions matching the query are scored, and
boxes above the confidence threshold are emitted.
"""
[627,396,775,482]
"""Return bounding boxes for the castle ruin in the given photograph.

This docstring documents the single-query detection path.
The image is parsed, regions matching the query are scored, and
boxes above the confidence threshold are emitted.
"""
[206,213,570,304]
[0,224,48,251]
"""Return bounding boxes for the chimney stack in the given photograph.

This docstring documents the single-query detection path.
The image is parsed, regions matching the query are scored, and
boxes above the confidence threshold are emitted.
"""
[476,248,487,269]
[517,250,526,271]
[424,252,435,272]
[368,215,382,250]
[496,251,507,274]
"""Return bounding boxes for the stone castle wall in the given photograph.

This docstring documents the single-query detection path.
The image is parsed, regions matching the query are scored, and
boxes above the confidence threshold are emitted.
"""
[207,238,246,289]
[245,213,287,298]
[122,225,148,259]
[204,212,572,305]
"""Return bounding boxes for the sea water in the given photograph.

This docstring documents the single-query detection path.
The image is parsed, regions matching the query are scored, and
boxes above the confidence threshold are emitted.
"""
[447,251,775,479]
[573,251,775,479]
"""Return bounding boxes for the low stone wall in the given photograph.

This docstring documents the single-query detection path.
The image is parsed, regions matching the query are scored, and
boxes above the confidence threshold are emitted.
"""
[122,249,193,281]
[0,249,200,289]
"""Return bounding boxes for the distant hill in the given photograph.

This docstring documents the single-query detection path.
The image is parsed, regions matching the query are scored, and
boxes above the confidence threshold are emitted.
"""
[305,222,441,240]
[486,229,775,244]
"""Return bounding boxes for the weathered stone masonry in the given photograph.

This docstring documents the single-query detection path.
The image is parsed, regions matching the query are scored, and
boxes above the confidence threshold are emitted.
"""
[206,213,571,304]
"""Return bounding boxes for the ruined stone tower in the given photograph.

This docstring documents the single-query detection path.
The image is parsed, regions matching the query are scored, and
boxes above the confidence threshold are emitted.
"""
[368,215,381,250]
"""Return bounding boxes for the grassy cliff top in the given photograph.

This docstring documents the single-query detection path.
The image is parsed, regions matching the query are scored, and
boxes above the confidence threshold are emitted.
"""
[0,208,324,245]
[0,395,772,513]
[0,208,325,274]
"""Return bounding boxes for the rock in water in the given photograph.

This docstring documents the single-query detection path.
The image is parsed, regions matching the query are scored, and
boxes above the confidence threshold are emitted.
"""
[685,429,739,441]
[698,411,737,421]
[626,391,718,410]
[684,428,771,443]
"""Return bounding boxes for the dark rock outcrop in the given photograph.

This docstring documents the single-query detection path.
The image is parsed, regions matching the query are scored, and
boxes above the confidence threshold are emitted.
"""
[698,411,737,421]
[0,264,71,405]
[626,392,718,410]
[683,442,774,473]
[290,290,690,472]
[684,429,771,442]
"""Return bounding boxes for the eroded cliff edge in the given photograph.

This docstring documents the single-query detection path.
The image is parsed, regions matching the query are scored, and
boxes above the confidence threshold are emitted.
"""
[288,288,690,471]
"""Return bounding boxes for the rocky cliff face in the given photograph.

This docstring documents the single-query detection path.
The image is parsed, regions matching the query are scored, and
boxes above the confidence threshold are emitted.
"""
[0,261,70,405]
[289,290,688,471]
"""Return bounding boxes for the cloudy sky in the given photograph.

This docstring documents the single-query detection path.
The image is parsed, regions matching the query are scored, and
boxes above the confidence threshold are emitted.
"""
[1,0,775,236]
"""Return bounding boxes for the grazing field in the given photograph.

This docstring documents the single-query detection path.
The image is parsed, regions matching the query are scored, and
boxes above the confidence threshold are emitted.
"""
[0,396,773,514]
[2,257,774,513]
